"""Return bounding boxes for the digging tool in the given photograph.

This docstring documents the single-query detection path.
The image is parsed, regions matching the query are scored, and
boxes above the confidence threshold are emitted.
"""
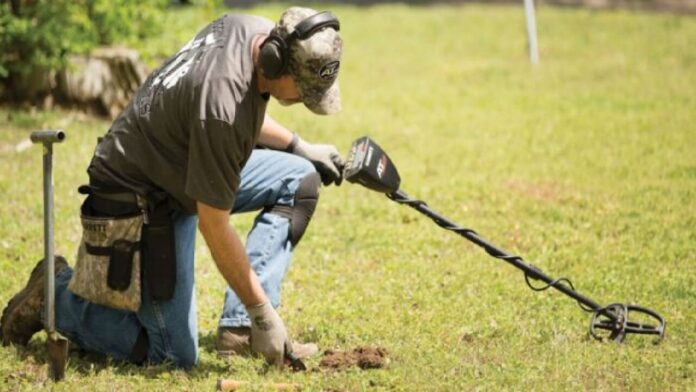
[216,379,299,391]
[30,130,69,380]
[343,136,665,343]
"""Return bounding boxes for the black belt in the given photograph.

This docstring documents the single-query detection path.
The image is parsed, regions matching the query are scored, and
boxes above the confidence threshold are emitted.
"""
[79,184,139,204]
[91,189,139,204]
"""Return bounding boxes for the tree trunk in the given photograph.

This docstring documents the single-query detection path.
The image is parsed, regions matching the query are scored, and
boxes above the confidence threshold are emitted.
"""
[55,47,148,118]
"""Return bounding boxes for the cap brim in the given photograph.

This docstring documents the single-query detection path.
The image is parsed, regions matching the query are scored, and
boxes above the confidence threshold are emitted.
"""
[301,80,341,115]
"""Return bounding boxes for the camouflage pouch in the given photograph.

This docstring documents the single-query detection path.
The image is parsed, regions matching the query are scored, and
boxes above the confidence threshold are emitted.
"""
[68,211,143,312]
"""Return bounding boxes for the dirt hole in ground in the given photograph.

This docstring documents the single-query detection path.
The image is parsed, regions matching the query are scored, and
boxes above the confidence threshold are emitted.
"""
[318,346,389,370]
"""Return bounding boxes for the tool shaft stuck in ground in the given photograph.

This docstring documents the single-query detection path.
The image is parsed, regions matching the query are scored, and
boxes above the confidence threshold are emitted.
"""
[344,136,665,343]
[31,129,69,380]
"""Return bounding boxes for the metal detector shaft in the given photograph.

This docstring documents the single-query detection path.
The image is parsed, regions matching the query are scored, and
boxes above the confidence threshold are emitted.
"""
[386,189,665,342]
[31,130,68,380]
[388,190,605,312]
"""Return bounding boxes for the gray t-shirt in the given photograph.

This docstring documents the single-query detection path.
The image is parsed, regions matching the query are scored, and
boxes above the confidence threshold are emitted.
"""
[88,14,273,213]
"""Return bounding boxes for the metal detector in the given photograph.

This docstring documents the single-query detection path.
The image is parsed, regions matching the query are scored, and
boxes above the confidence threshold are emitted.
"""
[30,130,69,380]
[344,136,665,343]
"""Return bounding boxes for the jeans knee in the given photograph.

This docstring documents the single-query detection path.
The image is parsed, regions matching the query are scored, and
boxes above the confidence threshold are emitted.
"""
[288,154,316,178]
[152,332,198,369]
[171,345,199,369]
[272,155,316,203]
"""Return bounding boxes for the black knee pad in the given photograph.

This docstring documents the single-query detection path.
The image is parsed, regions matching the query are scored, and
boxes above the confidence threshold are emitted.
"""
[265,172,321,246]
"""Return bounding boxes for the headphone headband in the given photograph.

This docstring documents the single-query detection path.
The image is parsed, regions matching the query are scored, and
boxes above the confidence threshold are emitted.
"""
[287,11,340,43]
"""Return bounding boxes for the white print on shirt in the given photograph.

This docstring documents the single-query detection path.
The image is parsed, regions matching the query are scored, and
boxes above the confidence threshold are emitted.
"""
[151,32,217,90]
[136,18,224,117]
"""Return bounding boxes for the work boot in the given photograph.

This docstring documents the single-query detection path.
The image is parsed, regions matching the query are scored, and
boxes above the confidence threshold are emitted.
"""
[216,326,319,359]
[1,256,68,346]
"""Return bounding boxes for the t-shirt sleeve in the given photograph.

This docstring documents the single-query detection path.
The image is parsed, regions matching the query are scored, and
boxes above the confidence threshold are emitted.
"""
[185,118,247,210]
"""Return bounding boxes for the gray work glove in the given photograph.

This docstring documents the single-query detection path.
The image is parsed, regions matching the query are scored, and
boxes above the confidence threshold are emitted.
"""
[247,302,289,367]
[289,134,345,186]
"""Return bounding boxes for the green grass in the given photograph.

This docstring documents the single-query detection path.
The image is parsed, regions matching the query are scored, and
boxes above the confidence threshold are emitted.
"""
[1,2,695,390]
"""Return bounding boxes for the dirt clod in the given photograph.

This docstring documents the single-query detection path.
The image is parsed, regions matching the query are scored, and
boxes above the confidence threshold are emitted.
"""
[319,346,389,370]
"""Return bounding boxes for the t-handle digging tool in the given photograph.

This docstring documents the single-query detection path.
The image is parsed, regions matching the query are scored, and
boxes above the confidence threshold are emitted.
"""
[30,130,69,380]
[343,136,665,343]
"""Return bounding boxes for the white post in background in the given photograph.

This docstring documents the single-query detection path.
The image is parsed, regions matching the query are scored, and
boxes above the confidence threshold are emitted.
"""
[524,0,540,65]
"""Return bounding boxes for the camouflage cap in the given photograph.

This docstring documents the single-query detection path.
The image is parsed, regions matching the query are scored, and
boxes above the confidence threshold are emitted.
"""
[277,7,342,115]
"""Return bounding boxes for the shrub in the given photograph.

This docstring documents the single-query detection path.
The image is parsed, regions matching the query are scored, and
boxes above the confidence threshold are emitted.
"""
[0,0,168,101]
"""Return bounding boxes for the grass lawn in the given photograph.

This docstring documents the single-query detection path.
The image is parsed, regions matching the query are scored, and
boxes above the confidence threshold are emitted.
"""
[1,2,694,390]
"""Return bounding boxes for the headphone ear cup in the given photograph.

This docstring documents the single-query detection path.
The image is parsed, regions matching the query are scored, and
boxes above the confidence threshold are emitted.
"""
[259,37,286,79]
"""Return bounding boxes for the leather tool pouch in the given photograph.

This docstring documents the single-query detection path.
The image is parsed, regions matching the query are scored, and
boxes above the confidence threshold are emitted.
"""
[142,199,176,301]
[68,192,144,312]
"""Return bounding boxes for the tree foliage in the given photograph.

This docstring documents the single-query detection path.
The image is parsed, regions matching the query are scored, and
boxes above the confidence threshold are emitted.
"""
[0,0,168,97]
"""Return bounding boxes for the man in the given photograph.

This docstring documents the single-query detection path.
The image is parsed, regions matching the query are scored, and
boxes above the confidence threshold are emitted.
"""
[1,6,344,369]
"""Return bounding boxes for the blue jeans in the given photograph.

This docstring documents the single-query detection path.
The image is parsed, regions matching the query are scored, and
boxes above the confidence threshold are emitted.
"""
[54,150,315,368]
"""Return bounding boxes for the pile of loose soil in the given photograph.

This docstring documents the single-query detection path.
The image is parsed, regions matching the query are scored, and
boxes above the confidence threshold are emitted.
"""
[319,346,389,370]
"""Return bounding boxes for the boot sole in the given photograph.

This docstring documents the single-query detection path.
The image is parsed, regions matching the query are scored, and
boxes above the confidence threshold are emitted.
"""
[216,343,318,360]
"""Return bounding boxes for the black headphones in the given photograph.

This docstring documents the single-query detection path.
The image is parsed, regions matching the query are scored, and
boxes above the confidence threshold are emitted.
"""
[259,11,340,79]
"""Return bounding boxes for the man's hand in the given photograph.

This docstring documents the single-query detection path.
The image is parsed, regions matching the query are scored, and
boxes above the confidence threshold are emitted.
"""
[290,135,345,186]
[247,302,288,367]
